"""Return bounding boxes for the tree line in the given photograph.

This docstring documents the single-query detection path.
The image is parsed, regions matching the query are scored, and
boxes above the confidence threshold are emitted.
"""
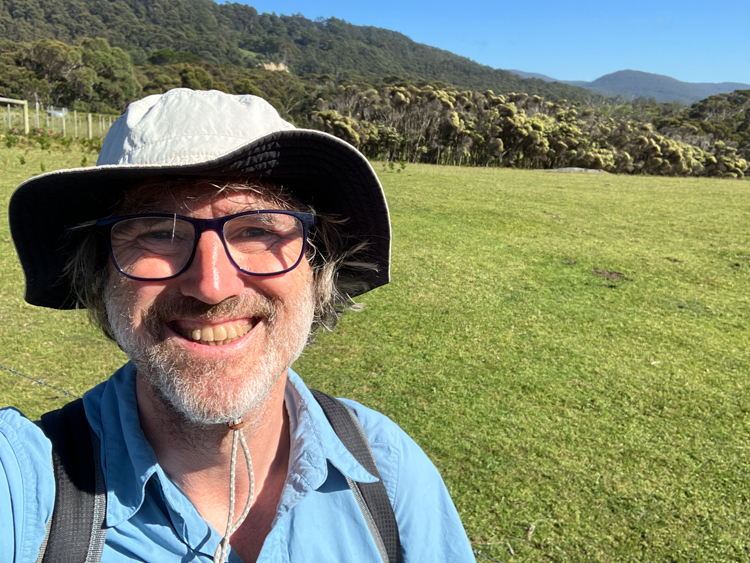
[0,36,747,178]
[310,85,747,178]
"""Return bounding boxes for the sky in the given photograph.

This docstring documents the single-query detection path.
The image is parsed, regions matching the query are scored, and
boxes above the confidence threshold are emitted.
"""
[232,0,750,85]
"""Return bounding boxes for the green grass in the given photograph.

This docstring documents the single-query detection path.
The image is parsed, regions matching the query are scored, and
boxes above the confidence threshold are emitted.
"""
[0,146,127,412]
[2,149,750,561]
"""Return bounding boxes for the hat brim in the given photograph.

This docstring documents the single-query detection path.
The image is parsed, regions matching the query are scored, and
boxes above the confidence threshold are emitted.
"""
[9,129,391,309]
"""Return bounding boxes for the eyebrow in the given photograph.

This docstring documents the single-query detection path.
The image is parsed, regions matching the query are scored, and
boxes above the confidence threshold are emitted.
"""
[130,200,278,215]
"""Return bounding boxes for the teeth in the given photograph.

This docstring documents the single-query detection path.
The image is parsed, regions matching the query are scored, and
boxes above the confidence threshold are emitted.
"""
[213,325,227,341]
[176,322,252,346]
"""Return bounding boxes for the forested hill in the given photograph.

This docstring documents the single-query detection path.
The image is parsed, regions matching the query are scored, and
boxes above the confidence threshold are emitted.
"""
[0,0,597,102]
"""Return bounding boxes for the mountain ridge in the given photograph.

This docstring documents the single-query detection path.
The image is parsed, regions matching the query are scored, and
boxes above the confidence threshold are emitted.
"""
[510,69,750,103]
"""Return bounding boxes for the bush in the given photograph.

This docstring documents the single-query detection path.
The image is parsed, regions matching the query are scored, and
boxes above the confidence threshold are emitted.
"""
[33,128,52,150]
[4,131,19,148]
[80,137,103,152]
[55,134,74,149]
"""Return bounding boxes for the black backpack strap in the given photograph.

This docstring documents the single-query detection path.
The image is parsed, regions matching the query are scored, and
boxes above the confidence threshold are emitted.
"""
[310,389,402,563]
[37,399,107,563]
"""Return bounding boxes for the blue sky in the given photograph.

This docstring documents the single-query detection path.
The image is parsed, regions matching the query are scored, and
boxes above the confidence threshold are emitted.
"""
[233,0,750,85]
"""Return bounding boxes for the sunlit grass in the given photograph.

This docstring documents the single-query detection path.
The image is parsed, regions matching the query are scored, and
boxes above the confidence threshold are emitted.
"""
[1,150,749,561]
[0,145,126,412]
[299,165,750,562]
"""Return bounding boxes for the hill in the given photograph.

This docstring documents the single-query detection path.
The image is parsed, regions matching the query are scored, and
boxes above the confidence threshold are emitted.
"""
[508,69,559,82]
[0,0,599,102]
[562,70,749,103]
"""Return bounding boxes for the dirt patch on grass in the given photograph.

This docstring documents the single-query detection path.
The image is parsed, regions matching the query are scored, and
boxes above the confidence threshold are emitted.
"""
[593,269,633,282]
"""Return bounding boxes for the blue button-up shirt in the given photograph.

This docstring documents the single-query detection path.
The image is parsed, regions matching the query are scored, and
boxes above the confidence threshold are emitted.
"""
[0,363,474,562]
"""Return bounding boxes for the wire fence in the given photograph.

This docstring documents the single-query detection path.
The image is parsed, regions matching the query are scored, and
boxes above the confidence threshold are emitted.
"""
[0,363,81,399]
[473,552,504,563]
[0,361,506,562]
[2,100,116,139]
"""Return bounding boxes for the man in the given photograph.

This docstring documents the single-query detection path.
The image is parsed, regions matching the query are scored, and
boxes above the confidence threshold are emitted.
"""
[1,89,474,562]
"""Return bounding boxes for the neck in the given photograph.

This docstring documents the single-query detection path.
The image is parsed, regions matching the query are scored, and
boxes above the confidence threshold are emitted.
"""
[136,370,291,557]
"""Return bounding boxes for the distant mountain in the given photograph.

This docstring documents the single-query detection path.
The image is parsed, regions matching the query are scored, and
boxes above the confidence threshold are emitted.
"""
[511,69,750,103]
[567,70,750,103]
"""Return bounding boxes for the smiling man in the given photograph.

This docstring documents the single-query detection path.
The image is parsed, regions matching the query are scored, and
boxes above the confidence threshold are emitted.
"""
[1,90,474,563]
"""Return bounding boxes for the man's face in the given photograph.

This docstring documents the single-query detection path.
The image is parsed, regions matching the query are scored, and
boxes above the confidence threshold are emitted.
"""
[104,183,315,424]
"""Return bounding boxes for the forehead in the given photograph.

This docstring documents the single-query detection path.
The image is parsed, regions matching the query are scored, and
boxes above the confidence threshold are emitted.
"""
[118,177,303,216]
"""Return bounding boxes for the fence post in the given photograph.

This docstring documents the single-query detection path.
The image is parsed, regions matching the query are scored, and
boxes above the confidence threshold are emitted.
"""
[35,102,39,128]
[22,100,28,135]
[62,113,66,137]
[74,110,78,138]
[6,104,10,128]
[87,113,92,139]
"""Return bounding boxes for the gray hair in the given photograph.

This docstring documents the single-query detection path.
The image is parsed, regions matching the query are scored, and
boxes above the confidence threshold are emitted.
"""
[64,177,377,341]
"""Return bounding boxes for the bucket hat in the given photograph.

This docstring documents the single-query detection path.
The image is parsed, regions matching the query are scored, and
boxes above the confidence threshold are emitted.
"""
[9,89,391,309]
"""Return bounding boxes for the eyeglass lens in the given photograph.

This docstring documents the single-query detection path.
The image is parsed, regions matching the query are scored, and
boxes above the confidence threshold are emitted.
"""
[109,213,306,279]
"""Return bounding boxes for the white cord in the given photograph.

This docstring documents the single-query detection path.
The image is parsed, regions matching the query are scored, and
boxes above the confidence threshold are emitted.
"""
[214,419,255,563]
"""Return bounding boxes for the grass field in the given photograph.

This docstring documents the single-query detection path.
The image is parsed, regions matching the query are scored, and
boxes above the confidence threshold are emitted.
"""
[1,145,749,561]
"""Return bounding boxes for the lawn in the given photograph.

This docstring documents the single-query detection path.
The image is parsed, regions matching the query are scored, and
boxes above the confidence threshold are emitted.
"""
[1,145,749,561]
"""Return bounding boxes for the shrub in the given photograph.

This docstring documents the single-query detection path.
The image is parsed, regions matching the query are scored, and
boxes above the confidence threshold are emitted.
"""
[5,132,19,148]
[55,134,74,149]
[80,137,103,153]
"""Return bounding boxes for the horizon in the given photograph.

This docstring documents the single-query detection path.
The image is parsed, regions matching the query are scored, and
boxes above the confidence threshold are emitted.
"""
[228,0,750,86]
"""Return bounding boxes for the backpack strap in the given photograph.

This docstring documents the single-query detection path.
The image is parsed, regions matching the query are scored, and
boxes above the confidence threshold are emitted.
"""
[310,389,402,563]
[37,399,107,563]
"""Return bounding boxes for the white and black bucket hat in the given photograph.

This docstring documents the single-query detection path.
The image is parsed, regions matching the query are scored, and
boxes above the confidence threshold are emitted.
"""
[9,89,391,309]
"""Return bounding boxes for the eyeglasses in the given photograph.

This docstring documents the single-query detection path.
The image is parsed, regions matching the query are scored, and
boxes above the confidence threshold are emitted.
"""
[96,210,315,281]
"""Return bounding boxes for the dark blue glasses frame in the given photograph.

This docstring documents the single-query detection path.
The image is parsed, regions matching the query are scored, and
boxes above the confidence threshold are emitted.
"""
[96,210,315,281]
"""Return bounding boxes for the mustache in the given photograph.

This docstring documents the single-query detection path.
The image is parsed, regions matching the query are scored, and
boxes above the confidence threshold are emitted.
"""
[142,293,278,336]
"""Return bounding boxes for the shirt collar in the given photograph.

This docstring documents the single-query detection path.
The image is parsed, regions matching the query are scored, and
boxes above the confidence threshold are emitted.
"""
[83,362,162,527]
[84,363,377,529]
[284,369,378,490]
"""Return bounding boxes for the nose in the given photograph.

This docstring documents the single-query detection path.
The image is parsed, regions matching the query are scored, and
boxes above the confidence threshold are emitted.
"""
[178,229,245,304]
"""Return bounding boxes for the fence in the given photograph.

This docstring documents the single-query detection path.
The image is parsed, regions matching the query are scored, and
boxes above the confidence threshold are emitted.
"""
[2,99,116,139]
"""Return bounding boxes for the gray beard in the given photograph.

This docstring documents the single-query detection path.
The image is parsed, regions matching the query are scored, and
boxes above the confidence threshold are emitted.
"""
[105,285,314,425]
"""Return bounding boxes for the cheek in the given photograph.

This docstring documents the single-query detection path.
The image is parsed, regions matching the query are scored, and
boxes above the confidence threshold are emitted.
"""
[107,273,167,327]
[253,262,314,302]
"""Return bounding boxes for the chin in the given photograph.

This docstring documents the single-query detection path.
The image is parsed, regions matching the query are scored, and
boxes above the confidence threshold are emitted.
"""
[129,338,292,425]
[156,367,281,425]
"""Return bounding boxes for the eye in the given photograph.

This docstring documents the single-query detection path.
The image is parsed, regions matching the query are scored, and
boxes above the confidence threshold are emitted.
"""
[142,228,180,241]
[237,226,275,239]
[111,217,192,248]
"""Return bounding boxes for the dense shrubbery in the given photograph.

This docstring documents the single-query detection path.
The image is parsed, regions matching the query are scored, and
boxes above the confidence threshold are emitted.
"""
[0,38,140,113]
[310,86,748,178]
